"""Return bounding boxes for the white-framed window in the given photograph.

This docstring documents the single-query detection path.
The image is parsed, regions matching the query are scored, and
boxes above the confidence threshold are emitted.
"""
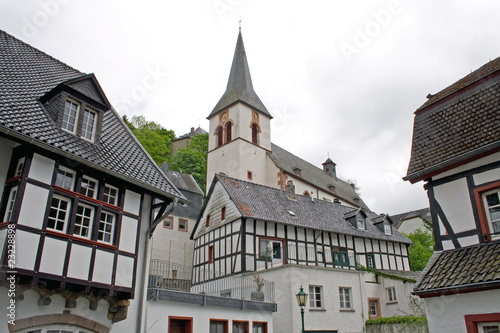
[98,211,115,244]
[82,109,97,142]
[386,286,397,303]
[74,204,94,239]
[55,167,75,190]
[339,287,352,309]
[478,322,500,333]
[80,175,98,198]
[21,326,93,333]
[309,285,323,309]
[259,238,282,260]
[163,216,173,229]
[4,186,18,222]
[15,157,25,177]
[369,299,379,317]
[103,184,118,206]
[483,188,500,237]
[384,224,392,235]
[357,219,365,230]
[47,196,71,232]
[62,99,80,134]
[178,218,188,232]
[366,254,375,269]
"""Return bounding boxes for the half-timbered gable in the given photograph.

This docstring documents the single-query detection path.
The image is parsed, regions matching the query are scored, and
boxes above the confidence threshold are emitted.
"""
[0,29,188,332]
[405,56,500,333]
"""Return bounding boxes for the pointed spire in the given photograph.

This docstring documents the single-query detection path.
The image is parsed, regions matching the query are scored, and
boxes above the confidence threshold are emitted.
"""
[209,31,271,118]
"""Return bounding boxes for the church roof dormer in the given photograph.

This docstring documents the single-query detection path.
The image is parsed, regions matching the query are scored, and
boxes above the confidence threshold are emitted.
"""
[208,31,271,118]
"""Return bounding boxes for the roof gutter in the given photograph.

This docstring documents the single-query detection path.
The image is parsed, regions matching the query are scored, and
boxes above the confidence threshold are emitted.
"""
[413,279,500,298]
[404,140,500,183]
[0,125,189,204]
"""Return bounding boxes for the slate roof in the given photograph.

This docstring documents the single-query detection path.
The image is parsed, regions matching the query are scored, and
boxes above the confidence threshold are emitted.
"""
[162,167,204,196]
[198,174,411,244]
[0,30,187,202]
[174,126,207,141]
[390,208,431,229]
[405,57,500,182]
[208,31,271,118]
[268,143,369,209]
[413,240,500,296]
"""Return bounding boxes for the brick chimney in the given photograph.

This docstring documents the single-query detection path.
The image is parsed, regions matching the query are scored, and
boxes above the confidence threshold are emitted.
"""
[285,180,296,200]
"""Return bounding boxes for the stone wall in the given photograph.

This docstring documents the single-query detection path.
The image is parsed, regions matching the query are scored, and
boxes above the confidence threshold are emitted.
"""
[366,322,429,333]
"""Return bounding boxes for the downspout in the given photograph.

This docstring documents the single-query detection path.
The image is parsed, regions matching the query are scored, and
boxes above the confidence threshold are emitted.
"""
[138,197,179,333]
[358,272,366,332]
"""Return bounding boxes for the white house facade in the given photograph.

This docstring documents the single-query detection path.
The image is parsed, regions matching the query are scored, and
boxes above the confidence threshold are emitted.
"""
[405,56,500,333]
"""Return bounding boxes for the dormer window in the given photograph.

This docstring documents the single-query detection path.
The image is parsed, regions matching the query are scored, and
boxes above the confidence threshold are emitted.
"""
[357,219,365,230]
[384,224,392,235]
[328,185,336,193]
[82,108,97,141]
[293,168,302,176]
[62,100,80,134]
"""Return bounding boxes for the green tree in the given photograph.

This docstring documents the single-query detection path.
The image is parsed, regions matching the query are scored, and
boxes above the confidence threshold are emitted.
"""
[122,115,175,166]
[170,133,208,194]
[403,228,435,271]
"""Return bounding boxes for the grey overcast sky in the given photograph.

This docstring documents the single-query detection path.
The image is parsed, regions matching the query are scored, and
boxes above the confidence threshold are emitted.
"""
[1,0,499,215]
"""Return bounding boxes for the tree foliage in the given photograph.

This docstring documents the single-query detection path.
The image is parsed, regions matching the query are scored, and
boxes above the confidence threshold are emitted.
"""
[403,228,435,271]
[122,115,175,166]
[170,133,208,194]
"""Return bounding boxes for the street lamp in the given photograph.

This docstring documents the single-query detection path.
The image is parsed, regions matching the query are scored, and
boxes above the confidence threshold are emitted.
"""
[296,286,308,333]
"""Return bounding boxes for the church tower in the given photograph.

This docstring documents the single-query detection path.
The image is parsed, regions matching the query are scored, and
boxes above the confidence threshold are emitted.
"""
[206,31,272,189]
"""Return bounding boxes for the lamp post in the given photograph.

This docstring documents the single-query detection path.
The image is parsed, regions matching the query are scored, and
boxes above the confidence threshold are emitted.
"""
[296,286,308,333]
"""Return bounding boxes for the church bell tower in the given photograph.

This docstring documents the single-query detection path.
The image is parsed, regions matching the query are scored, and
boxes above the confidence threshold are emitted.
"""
[206,31,272,190]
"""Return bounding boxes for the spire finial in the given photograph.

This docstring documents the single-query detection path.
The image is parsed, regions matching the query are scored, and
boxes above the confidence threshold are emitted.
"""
[239,17,242,30]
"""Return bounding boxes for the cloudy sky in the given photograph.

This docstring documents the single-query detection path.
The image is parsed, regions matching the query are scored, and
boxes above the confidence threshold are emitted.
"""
[1,0,499,215]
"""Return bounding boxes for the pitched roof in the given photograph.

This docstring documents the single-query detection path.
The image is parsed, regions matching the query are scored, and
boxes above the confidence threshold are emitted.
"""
[208,31,271,118]
[268,143,369,209]
[161,167,204,196]
[405,57,500,182]
[390,208,431,228]
[174,126,208,141]
[413,241,500,296]
[0,30,187,202]
[198,174,410,244]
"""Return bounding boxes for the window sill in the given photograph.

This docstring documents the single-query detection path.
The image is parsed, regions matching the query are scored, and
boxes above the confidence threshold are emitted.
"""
[339,309,355,312]
[309,308,326,312]
[386,301,398,304]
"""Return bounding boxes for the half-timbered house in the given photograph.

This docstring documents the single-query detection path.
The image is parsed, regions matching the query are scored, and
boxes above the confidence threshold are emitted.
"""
[405,56,500,332]
[191,175,419,333]
[0,29,193,332]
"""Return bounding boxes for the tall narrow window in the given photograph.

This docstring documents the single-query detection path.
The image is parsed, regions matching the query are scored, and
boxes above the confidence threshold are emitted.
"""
[221,206,226,220]
[309,285,323,308]
[82,109,97,141]
[208,245,214,263]
[368,298,380,318]
[3,187,18,222]
[384,224,392,235]
[80,176,98,198]
[386,286,397,303]
[74,204,94,239]
[366,254,376,269]
[225,122,232,142]
[179,218,187,232]
[483,189,500,236]
[251,123,259,144]
[339,287,352,309]
[216,126,223,147]
[47,196,71,232]
[206,214,210,227]
[98,211,115,244]
[55,167,75,190]
[62,100,79,134]
[15,157,25,177]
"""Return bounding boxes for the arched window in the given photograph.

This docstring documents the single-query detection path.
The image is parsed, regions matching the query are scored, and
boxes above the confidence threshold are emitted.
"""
[216,126,223,147]
[251,123,259,144]
[226,122,232,142]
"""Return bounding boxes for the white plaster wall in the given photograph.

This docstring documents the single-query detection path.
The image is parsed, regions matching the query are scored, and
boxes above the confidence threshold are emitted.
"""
[397,217,428,235]
[28,153,55,184]
[433,178,476,234]
[123,189,141,216]
[151,216,195,266]
[146,299,274,333]
[66,244,92,280]
[432,151,500,181]
[474,166,500,186]
[15,230,39,270]
[39,237,66,276]
[0,137,15,196]
[17,184,49,229]
[119,216,138,254]
[424,289,500,333]
[0,288,111,329]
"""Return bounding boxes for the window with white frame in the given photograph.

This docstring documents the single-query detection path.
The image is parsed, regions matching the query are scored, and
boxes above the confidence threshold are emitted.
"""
[82,109,97,141]
[178,218,187,232]
[478,322,500,333]
[21,326,93,333]
[384,224,392,235]
[3,186,18,222]
[103,184,118,206]
[366,253,375,269]
[163,216,173,229]
[260,238,282,260]
[74,204,94,239]
[483,188,500,237]
[15,157,25,177]
[339,287,352,309]
[309,285,323,308]
[80,175,98,198]
[357,219,365,230]
[47,196,71,232]
[62,100,80,134]
[55,167,75,190]
[386,286,397,303]
[98,211,115,244]
[369,299,379,317]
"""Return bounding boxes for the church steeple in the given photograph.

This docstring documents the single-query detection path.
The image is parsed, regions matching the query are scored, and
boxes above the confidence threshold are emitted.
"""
[209,31,271,118]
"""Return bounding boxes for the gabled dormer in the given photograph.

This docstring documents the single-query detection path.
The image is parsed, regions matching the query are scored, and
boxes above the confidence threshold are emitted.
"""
[344,207,368,230]
[372,214,394,235]
[40,74,111,144]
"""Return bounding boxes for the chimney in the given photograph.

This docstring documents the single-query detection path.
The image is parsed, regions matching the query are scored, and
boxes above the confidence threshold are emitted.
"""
[285,180,296,200]
[190,127,195,136]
